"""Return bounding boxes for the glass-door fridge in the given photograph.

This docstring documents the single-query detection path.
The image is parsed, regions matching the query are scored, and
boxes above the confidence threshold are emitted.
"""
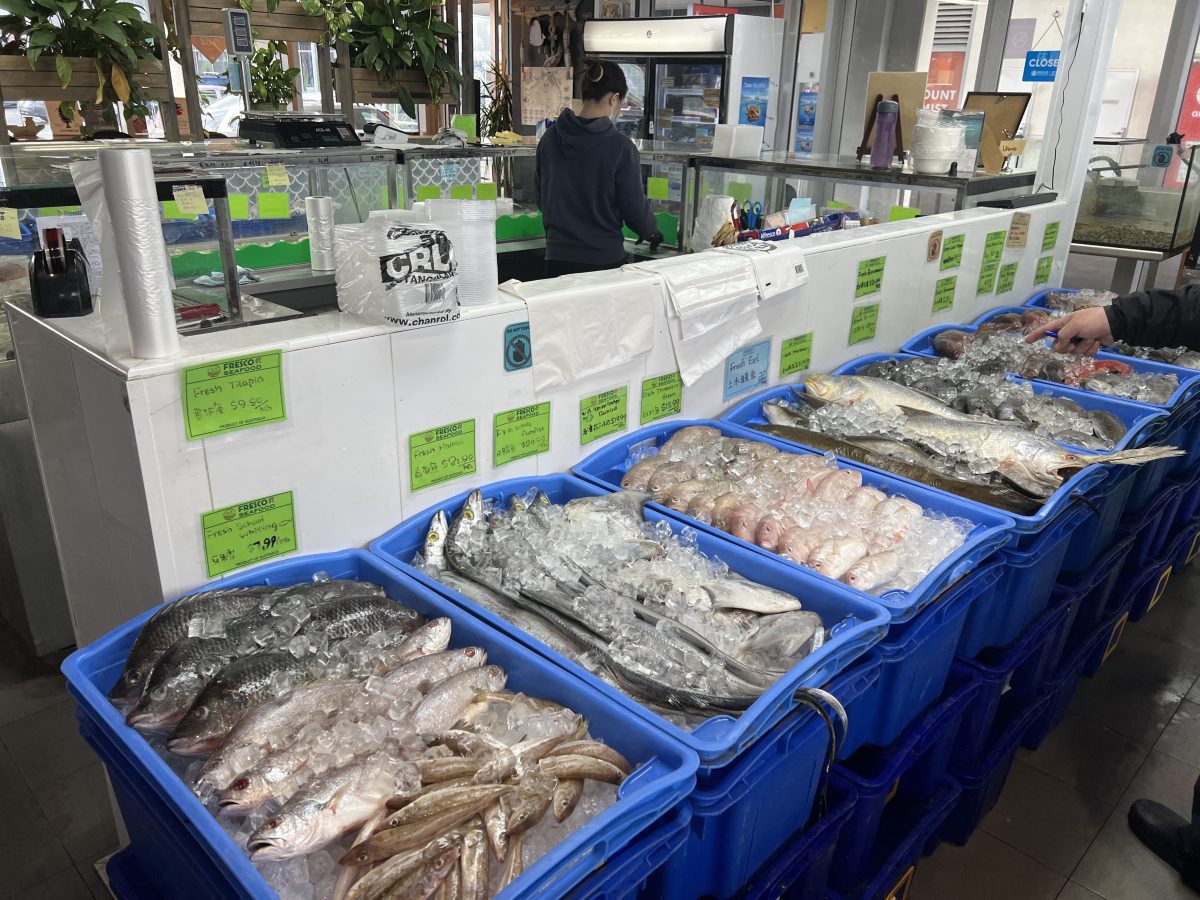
[654,62,723,148]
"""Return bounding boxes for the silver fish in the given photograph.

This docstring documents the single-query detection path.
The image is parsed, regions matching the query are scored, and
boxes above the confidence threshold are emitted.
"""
[408,666,508,734]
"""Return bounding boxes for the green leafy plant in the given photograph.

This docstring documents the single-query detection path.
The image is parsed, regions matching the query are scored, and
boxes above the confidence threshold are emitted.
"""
[300,0,461,118]
[479,59,511,137]
[248,38,299,108]
[0,0,165,128]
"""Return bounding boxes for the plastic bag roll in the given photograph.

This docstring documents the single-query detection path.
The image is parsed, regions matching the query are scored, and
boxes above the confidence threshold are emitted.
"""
[98,148,179,358]
[305,196,335,272]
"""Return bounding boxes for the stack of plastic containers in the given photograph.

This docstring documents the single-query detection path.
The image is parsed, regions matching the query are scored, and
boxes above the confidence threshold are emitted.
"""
[370,473,892,899]
[425,198,499,306]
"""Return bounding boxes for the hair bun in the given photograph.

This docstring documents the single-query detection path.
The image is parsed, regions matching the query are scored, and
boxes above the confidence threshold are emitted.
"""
[587,61,605,82]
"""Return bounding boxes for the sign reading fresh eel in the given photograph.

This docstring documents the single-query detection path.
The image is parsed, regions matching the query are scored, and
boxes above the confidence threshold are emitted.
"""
[202,491,297,578]
[182,351,287,440]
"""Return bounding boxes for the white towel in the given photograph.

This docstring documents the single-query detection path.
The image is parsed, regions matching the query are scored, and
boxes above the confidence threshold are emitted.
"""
[716,240,809,300]
[627,251,760,340]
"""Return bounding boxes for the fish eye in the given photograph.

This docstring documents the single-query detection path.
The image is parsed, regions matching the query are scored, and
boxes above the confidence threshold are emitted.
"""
[464,648,476,657]
[150,686,167,701]
[128,673,141,684]
[265,816,283,830]
[232,777,250,791]
[464,509,475,520]
[191,706,209,721]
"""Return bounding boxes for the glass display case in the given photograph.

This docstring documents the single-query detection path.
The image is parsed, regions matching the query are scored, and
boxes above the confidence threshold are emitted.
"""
[1073,140,1200,253]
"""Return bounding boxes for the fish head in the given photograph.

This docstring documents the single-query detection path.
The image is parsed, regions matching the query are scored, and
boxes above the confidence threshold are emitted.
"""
[247,803,323,860]
[168,701,235,756]
[108,665,151,708]
[404,617,453,657]
[125,668,204,733]
[424,511,450,568]
[804,374,855,403]
[215,771,272,814]
[479,665,508,693]
[998,444,1086,497]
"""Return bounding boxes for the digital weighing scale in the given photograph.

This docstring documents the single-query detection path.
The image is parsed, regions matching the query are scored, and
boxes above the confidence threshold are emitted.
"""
[238,113,362,149]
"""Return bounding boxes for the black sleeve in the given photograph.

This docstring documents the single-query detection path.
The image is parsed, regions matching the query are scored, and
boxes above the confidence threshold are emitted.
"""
[614,141,658,240]
[1105,284,1200,350]
[534,142,544,212]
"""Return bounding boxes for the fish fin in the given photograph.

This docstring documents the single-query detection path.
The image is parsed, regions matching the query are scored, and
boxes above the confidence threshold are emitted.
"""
[1084,446,1186,467]
[995,459,1055,498]
[328,782,354,813]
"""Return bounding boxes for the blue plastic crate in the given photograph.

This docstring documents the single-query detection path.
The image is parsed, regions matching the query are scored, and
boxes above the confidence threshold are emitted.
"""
[1122,482,1185,575]
[952,598,1072,770]
[942,694,1051,845]
[829,668,979,893]
[1170,466,1200,532]
[1173,520,1200,571]
[566,803,692,900]
[1062,466,1136,575]
[740,775,858,900]
[825,778,963,900]
[63,550,698,900]
[1059,533,1136,663]
[958,503,1089,658]
[643,654,882,899]
[369,474,889,772]
[1023,624,1111,752]
[571,420,1014,624]
[848,567,989,752]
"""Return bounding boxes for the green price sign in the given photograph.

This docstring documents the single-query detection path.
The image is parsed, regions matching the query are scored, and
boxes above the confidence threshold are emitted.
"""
[889,205,919,222]
[780,332,814,378]
[493,403,550,468]
[202,491,297,578]
[646,177,670,201]
[1042,221,1061,252]
[982,230,1006,265]
[849,304,880,345]
[977,261,999,296]
[932,276,957,313]
[997,262,1019,294]
[855,256,886,299]
[940,234,964,271]
[640,372,683,425]
[409,420,477,491]
[183,351,286,440]
[1035,255,1053,286]
[580,387,628,446]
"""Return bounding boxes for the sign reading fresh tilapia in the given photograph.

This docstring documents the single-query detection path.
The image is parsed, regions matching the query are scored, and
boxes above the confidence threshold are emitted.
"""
[109,578,634,899]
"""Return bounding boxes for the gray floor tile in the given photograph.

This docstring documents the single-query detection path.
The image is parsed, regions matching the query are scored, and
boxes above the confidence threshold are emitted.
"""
[1073,809,1199,900]
[0,700,96,790]
[1155,699,1200,769]
[7,866,92,900]
[1102,626,1200,699]
[1057,882,1105,900]
[0,672,70,731]
[979,760,1113,875]
[0,742,28,802]
[0,792,74,896]
[1069,664,1183,746]
[1113,749,1200,820]
[910,829,1065,900]
[78,859,112,900]
[1019,712,1151,804]
[34,763,118,867]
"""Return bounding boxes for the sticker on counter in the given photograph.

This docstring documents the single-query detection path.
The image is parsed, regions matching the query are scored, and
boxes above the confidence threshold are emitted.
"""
[640,372,683,425]
[503,321,532,371]
[264,163,290,187]
[409,419,477,491]
[1007,212,1031,249]
[849,304,880,345]
[258,192,290,220]
[476,183,498,201]
[855,256,886,299]
[202,491,297,578]
[183,351,286,440]
[493,402,550,468]
[977,262,999,296]
[1042,222,1061,251]
[932,276,957,313]
[172,185,209,216]
[580,387,628,446]
[229,194,251,220]
[646,177,670,201]
[982,230,1006,265]
[889,205,919,222]
[1035,255,1054,286]
[449,184,473,200]
[927,230,943,263]
[940,234,964,270]
[724,339,771,401]
[0,207,20,240]
[779,332,814,378]
[997,262,1019,294]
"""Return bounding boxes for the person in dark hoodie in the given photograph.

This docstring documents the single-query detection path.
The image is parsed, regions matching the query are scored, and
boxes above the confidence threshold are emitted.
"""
[1026,283,1200,355]
[535,59,662,278]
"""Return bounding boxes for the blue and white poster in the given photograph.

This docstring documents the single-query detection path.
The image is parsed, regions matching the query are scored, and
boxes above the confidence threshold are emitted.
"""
[738,77,770,127]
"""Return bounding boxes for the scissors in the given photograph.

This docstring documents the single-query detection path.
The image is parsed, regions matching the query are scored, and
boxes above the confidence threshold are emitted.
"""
[742,201,764,230]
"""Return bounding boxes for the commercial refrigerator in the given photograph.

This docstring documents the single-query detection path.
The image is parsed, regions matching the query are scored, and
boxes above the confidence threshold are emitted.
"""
[582,15,783,150]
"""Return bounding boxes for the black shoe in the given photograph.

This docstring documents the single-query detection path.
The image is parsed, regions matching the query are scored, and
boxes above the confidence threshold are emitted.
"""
[1129,799,1200,893]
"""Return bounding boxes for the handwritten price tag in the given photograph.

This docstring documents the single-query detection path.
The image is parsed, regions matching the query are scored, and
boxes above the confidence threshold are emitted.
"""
[855,256,886,298]
[779,332,814,378]
[0,207,21,240]
[264,163,290,187]
[173,185,209,216]
[997,262,1019,294]
[849,304,879,346]
[1035,255,1053,286]
[1042,222,1061,252]
[640,372,683,425]
[977,261,1000,296]
[932,276,957,313]
[202,491,296,578]
[409,420,477,491]
[982,230,1006,265]
[940,234,964,271]
[1007,212,1031,249]
[493,403,550,468]
[580,388,628,446]
[182,351,286,440]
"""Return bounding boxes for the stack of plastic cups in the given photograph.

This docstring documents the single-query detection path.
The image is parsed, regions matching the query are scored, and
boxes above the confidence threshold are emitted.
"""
[426,199,498,306]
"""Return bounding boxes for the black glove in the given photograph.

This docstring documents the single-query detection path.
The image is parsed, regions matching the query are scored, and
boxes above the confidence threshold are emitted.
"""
[636,231,664,253]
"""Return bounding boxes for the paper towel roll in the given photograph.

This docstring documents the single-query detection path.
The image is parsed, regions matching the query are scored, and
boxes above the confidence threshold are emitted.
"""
[305,196,335,272]
[99,148,179,358]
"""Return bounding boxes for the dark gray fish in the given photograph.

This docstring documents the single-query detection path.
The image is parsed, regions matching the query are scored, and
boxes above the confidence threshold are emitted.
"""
[303,594,425,642]
[125,635,242,732]
[1087,409,1127,444]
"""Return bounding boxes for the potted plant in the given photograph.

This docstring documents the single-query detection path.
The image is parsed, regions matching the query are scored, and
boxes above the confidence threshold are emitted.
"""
[301,0,460,117]
[0,0,166,133]
[479,60,511,138]
[247,38,299,110]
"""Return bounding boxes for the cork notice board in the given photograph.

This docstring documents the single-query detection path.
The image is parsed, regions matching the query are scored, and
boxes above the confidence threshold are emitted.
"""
[863,72,929,154]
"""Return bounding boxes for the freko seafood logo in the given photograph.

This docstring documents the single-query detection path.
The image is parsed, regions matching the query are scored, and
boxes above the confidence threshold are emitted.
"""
[380,227,456,288]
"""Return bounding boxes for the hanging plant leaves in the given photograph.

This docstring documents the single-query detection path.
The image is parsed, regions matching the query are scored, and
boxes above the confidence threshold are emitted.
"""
[55,54,71,88]
[94,59,106,105]
[111,63,130,102]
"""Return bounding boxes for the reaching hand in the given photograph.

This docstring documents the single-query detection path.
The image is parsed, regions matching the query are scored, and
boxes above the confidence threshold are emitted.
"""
[1025,306,1114,357]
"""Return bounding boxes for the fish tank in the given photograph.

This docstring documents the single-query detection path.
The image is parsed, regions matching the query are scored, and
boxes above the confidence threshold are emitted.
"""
[1073,139,1200,253]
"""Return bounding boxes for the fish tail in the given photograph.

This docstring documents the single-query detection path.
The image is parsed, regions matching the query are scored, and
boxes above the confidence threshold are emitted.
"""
[1090,446,1186,466]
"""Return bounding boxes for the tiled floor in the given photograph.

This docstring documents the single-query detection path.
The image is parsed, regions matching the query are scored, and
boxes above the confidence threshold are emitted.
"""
[912,563,1200,900]
[3,561,1200,899]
